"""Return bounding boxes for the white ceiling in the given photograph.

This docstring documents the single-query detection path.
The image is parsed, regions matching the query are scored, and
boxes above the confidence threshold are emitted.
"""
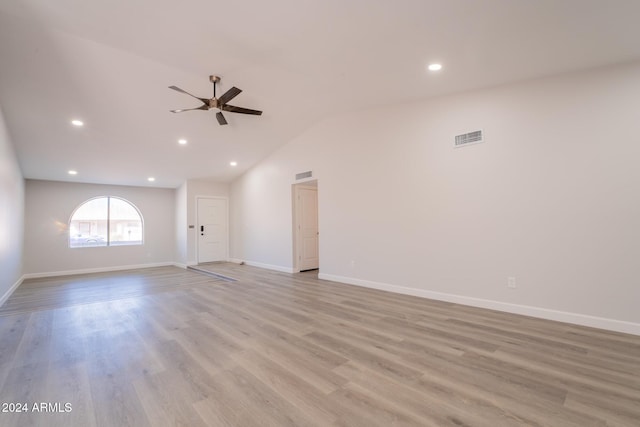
[2,0,640,188]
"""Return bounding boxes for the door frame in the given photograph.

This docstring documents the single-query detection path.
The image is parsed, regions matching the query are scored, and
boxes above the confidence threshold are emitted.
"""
[292,180,318,272]
[195,196,229,264]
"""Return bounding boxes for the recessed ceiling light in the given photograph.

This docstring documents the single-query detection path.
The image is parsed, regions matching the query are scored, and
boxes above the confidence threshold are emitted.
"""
[147,177,155,182]
[230,161,238,167]
[428,63,442,72]
[68,170,78,175]
[71,119,84,127]
[178,139,187,145]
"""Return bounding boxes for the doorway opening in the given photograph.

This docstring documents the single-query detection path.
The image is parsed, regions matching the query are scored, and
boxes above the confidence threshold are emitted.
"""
[292,180,319,272]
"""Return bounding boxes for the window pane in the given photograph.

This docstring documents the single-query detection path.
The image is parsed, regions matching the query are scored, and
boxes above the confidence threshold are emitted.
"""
[69,196,143,248]
[69,197,108,247]
[109,198,143,245]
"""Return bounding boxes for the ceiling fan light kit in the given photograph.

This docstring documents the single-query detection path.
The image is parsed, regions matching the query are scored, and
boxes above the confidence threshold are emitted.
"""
[169,75,262,125]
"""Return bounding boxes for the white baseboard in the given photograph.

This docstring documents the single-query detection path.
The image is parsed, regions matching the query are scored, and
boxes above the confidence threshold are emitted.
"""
[0,275,25,307]
[318,273,640,336]
[239,260,294,274]
[173,261,199,269]
[22,262,176,279]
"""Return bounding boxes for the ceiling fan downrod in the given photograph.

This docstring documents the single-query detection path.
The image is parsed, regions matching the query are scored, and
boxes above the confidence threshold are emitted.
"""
[210,75,220,98]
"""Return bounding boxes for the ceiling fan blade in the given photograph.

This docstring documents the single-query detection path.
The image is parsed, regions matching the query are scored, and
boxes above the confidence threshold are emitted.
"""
[170,105,209,113]
[168,86,208,103]
[217,86,242,105]
[216,111,228,125]
[222,104,262,115]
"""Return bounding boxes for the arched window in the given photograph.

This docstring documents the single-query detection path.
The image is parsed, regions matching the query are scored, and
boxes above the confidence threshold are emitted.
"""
[69,196,143,248]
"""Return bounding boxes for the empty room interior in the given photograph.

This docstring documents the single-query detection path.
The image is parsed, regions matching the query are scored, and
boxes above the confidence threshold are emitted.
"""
[1,1,639,426]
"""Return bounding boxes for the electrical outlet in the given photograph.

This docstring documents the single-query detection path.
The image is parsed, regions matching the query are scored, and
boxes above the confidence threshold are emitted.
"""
[350,260,356,268]
[507,276,517,289]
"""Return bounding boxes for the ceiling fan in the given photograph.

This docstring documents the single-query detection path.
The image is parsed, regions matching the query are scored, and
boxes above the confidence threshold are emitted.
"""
[169,75,262,125]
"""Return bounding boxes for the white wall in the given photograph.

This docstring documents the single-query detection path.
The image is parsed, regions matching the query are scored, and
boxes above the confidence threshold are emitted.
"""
[231,163,298,271]
[0,107,24,303]
[230,61,640,333]
[174,181,188,267]
[24,180,176,275]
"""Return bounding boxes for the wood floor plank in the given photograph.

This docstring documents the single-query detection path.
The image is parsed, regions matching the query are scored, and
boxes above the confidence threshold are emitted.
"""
[45,361,97,427]
[334,360,531,427]
[1,362,50,426]
[194,366,321,427]
[247,335,349,394]
[132,370,210,427]
[564,391,640,427]
[0,263,638,426]
[0,312,29,385]
[10,311,54,369]
[86,357,151,427]
[329,381,429,427]
[234,349,340,425]
[169,323,238,375]
[304,331,424,384]
[150,339,219,401]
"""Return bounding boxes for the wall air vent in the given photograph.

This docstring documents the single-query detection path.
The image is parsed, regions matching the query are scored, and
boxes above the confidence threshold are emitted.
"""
[454,130,484,148]
[295,170,313,180]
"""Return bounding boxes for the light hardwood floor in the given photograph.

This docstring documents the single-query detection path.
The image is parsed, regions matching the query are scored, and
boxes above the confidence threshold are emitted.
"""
[0,263,638,426]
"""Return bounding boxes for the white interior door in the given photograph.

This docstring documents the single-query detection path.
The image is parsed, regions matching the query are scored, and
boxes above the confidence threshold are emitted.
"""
[296,186,319,271]
[197,197,228,263]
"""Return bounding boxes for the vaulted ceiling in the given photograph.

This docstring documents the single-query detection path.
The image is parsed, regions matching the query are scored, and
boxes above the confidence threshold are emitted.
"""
[2,0,640,188]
